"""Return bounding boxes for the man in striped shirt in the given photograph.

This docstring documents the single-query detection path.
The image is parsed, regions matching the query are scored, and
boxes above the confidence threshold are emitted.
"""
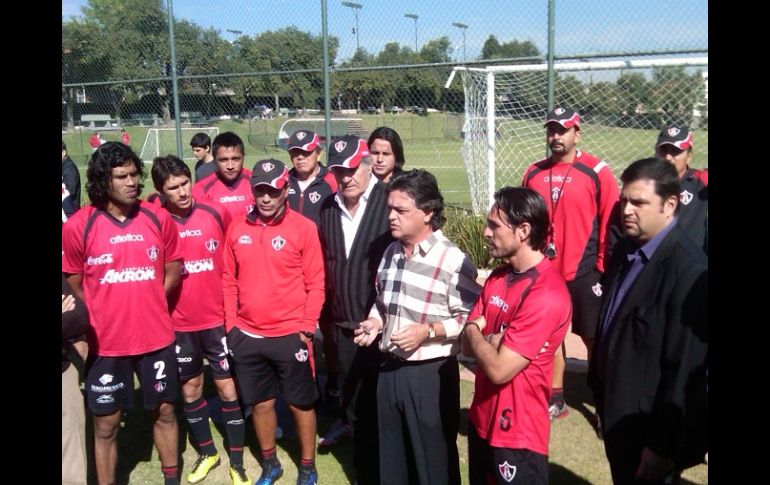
[355,169,481,485]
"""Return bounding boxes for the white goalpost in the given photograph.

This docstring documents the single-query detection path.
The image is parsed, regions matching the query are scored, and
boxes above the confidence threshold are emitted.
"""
[139,127,220,163]
[449,56,708,214]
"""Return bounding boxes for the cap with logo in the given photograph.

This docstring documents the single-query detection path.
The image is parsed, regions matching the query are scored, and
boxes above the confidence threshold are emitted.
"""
[250,159,290,189]
[327,135,370,170]
[544,107,581,129]
[656,125,693,150]
[287,130,321,152]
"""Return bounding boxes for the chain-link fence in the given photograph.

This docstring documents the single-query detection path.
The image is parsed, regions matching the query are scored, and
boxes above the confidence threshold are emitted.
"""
[62,0,708,210]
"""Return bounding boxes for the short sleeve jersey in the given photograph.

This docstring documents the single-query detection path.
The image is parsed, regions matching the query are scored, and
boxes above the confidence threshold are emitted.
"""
[193,169,255,221]
[61,201,182,357]
[167,201,231,332]
[522,150,620,281]
[468,258,572,455]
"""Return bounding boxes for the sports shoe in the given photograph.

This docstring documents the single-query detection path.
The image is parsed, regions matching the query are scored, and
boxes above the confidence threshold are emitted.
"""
[187,453,220,484]
[591,412,603,440]
[548,401,569,421]
[229,464,250,485]
[254,461,283,485]
[297,466,318,485]
[318,419,353,447]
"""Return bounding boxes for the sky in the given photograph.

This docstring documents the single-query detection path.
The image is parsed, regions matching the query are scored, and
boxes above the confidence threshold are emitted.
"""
[62,0,708,62]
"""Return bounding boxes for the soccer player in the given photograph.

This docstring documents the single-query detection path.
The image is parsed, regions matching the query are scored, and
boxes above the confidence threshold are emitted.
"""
[654,124,708,254]
[522,107,620,421]
[150,156,250,485]
[286,129,337,225]
[190,132,217,182]
[222,159,325,485]
[62,142,183,485]
[367,126,406,183]
[462,187,572,485]
[355,169,481,485]
[193,131,255,220]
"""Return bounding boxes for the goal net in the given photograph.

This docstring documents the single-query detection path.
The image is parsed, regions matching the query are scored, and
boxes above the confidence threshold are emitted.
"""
[453,57,708,214]
[139,127,220,164]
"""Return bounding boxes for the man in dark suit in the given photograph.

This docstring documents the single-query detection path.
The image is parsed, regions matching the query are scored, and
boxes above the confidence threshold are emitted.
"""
[588,157,708,484]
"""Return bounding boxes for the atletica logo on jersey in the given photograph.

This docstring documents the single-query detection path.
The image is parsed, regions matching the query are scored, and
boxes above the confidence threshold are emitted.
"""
[220,195,246,203]
[680,190,693,205]
[87,253,114,266]
[179,228,202,238]
[489,295,510,312]
[182,258,215,275]
[272,235,286,251]
[295,348,309,362]
[308,191,321,204]
[498,461,517,482]
[238,235,253,245]
[100,267,156,284]
[146,245,159,262]
[205,239,219,253]
[96,394,115,404]
[110,233,144,244]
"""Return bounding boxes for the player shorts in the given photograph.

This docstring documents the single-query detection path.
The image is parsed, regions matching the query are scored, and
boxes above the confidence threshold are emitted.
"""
[566,267,604,339]
[467,426,548,485]
[85,344,179,415]
[227,327,318,407]
[175,326,232,381]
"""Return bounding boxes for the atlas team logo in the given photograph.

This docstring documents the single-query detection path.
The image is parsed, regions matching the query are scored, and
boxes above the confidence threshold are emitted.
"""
[295,348,309,362]
[296,131,306,140]
[205,239,219,253]
[262,161,275,172]
[551,186,561,202]
[154,381,167,393]
[680,190,693,205]
[668,126,681,137]
[334,140,347,152]
[146,245,159,262]
[272,235,286,251]
[308,191,321,204]
[498,461,517,482]
[554,107,565,116]
[592,282,603,297]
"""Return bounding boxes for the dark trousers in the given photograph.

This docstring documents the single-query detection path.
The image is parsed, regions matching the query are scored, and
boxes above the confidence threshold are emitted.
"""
[334,325,382,485]
[603,416,681,485]
[377,355,460,485]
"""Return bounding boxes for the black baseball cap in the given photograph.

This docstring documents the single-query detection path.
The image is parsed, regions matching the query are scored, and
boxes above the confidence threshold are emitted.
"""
[250,159,290,189]
[544,107,581,129]
[287,130,321,152]
[327,136,370,170]
[656,125,693,150]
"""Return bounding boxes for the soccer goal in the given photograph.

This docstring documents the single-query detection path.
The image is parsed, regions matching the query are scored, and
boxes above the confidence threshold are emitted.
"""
[449,56,708,214]
[139,127,220,164]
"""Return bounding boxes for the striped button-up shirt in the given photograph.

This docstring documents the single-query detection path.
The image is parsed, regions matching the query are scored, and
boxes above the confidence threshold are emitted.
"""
[369,230,482,361]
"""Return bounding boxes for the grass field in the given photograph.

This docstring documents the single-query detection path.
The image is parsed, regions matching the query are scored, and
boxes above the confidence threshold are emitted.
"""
[80,363,707,484]
[62,113,708,212]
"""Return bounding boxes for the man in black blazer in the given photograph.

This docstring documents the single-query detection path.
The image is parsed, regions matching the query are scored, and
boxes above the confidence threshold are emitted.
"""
[588,158,708,484]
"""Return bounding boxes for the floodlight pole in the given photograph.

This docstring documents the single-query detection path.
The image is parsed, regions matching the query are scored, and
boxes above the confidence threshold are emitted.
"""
[342,2,363,53]
[452,22,468,63]
[405,13,419,52]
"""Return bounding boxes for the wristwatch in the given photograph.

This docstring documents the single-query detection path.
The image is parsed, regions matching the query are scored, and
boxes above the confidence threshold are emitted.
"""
[427,323,436,339]
[301,330,314,340]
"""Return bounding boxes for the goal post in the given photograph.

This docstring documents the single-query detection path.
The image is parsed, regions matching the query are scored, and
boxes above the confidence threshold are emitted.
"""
[139,127,220,164]
[451,56,708,214]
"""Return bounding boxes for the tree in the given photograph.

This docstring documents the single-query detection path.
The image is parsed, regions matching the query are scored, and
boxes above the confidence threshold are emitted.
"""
[481,35,541,62]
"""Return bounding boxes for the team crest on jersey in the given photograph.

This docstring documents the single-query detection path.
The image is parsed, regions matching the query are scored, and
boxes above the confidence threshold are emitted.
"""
[246,203,255,215]
[220,358,230,371]
[334,140,347,152]
[261,161,275,172]
[308,191,321,204]
[498,461,517,482]
[154,381,167,393]
[99,374,114,385]
[295,348,309,362]
[272,235,286,251]
[680,190,693,205]
[592,282,603,297]
[146,245,159,262]
[668,127,681,137]
[551,186,561,202]
[205,239,219,253]
[296,131,307,140]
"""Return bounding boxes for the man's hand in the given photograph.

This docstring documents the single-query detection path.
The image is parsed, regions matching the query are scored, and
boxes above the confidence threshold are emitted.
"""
[62,294,75,314]
[635,447,674,482]
[353,318,381,347]
[390,325,428,353]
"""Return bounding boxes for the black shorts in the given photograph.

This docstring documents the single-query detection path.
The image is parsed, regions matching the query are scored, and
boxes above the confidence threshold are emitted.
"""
[566,268,604,339]
[227,327,318,407]
[85,344,179,415]
[467,426,548,485]
[175,326,232,381]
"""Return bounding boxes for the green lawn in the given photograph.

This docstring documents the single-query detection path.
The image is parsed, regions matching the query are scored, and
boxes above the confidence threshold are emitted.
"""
[83,364,707,484]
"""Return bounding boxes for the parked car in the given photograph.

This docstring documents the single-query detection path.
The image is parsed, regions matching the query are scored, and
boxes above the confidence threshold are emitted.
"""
[363,106,381,114]
[386,105,404,114]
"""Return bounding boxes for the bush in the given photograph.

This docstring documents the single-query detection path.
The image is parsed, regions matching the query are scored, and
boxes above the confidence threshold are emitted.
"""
[443,207,494,269]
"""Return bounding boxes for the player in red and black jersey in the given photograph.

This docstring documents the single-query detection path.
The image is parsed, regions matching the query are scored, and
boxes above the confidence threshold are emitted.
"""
[285,129,338,226]
[193,131,255,221]
[62,142,183,485]
[655,124,708,254]
[522,107,620,421]
[462,187,571,485]
[150,156,250,485]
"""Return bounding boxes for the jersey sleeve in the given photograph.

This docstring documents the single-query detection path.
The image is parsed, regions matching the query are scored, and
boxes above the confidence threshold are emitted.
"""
[62,213,85,274]
[158,209,182,262]
[596,164,620,273]
[221,223,240,328]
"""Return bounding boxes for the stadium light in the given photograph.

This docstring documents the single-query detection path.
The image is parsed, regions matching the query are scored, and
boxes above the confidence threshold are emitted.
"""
[342,2,363,53]
[405,13,419,52]
[452,22,468,63]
